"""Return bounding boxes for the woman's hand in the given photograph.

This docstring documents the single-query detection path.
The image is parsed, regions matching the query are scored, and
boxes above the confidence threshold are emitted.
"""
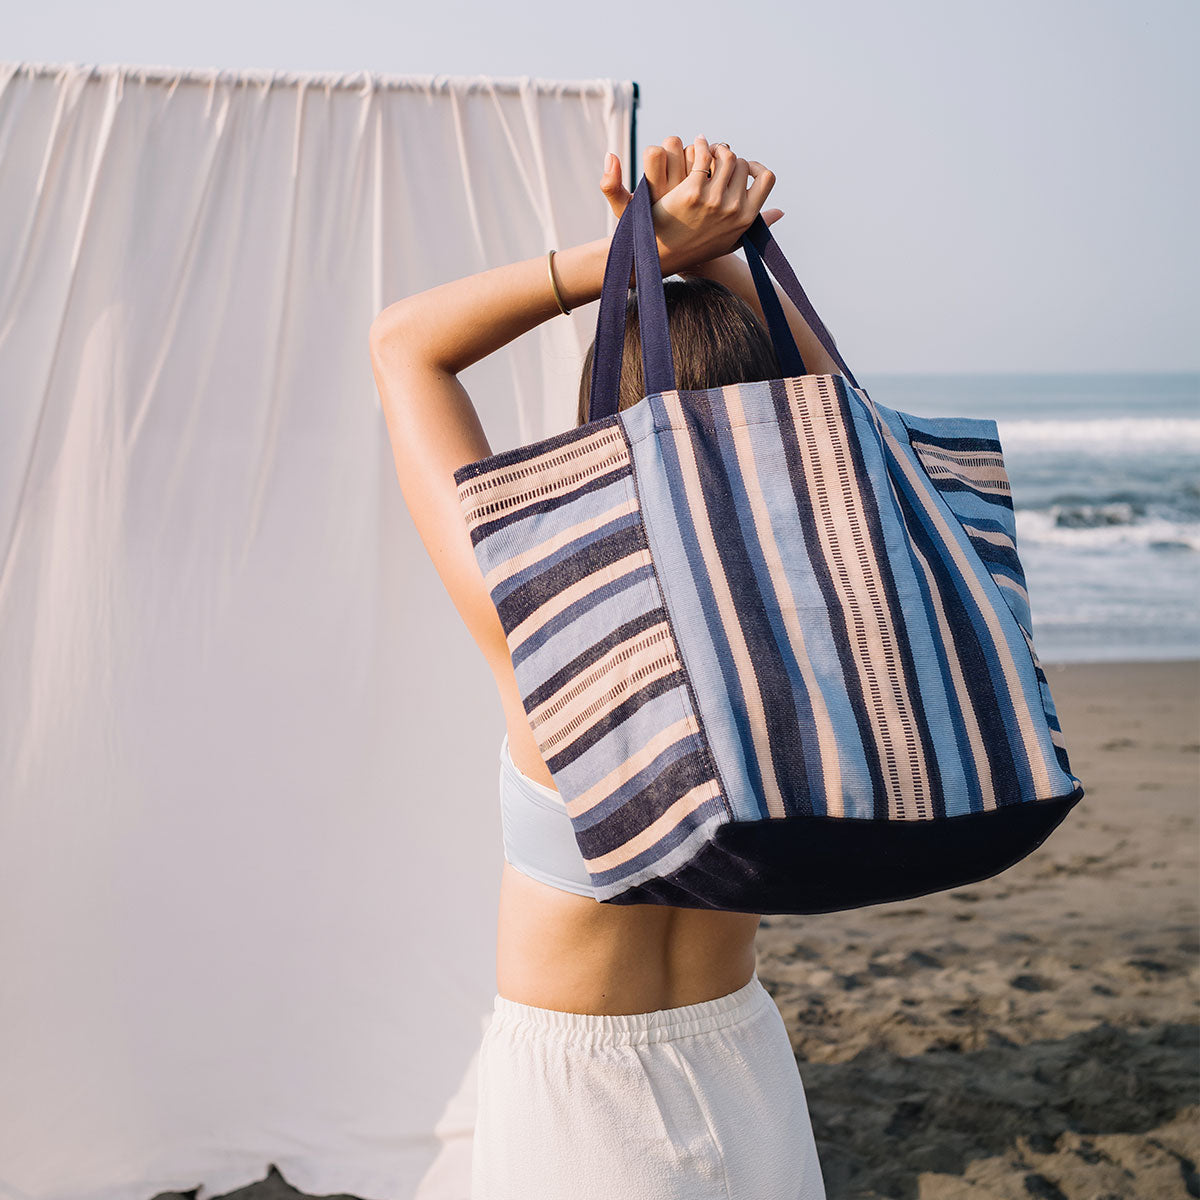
[600,135,784,276]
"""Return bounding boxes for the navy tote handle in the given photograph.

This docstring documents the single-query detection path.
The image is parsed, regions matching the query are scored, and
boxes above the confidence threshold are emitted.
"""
[739,217,861,392]
[588,174,676,422]
[587,172,861,424]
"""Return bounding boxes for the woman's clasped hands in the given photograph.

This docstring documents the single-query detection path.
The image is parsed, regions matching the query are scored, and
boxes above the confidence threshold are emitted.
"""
[599,134,785,277]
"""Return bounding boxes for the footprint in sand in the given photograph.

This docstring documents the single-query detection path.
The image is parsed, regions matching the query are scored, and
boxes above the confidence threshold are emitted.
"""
[1010,973,1058,992]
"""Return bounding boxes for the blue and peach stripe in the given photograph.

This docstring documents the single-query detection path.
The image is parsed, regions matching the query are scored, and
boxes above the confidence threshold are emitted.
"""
[453,371,1081,905]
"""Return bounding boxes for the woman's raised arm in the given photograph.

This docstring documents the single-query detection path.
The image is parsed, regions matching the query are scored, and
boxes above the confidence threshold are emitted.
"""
[366,140,774,668]
[368,136,773,375]
[365,165,636,666]
[368,235,613,378]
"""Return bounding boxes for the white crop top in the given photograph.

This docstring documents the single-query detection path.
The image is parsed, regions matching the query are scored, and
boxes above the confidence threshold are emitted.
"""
[498,731,595,898]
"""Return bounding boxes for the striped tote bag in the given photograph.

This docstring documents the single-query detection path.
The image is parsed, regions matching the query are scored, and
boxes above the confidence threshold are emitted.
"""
[452,173,1083,914]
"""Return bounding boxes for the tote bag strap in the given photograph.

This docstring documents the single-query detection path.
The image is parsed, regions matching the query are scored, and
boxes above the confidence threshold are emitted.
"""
[740,229,807,378]
[587,173,861,423]
[588,175,676,422]
[739,216,861,392]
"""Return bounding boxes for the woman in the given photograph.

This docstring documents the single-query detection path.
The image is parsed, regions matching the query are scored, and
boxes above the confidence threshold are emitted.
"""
[369,135,835,1199]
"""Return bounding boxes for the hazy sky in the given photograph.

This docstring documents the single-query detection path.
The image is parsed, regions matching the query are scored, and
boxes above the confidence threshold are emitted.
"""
[8,0,1197,372]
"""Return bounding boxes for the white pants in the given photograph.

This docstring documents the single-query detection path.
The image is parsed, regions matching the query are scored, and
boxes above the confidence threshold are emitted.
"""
[471,970,827,1199]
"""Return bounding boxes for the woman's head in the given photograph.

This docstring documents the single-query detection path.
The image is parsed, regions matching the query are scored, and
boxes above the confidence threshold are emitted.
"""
[575,276,780,427]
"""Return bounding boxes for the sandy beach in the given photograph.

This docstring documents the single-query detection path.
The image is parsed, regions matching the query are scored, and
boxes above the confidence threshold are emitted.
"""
[757,659,1200,1199]
[163,660,1198,1200]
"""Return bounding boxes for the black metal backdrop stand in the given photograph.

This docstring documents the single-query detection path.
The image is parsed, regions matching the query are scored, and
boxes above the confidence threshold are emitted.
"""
[630,81,639,190]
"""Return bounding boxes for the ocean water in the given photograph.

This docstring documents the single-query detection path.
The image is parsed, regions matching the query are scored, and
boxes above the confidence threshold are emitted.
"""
[857,372,1199,664]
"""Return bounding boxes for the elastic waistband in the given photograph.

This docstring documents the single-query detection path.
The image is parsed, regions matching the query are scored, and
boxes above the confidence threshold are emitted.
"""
[489,971,770,1046]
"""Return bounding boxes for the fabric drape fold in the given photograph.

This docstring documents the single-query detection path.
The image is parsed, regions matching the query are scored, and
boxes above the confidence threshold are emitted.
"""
[0,60,634,1200]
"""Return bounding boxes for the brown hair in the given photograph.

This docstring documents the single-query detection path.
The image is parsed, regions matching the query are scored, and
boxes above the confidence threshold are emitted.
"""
[575,276,781,427]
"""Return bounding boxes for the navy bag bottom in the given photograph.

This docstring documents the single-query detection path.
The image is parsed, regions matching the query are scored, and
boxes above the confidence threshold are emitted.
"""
[603,789,1085,915]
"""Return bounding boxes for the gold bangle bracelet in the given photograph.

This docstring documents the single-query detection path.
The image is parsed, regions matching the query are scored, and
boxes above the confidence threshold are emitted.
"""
[546,249,571,315]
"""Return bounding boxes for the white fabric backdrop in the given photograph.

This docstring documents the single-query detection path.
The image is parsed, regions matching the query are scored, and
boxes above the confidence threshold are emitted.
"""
[0,61,634,1200]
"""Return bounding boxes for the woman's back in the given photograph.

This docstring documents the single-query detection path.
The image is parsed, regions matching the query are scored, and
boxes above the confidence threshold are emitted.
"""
[371,136,827,1195]
[491,659,761,1015]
